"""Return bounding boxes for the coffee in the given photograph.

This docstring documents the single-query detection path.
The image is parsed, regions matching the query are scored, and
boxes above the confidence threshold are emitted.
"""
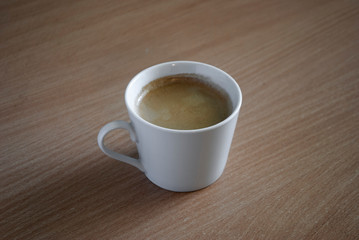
[136,74,231,130]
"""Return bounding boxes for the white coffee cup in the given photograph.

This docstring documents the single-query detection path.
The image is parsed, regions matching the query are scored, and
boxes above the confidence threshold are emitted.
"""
[98,61,242,192]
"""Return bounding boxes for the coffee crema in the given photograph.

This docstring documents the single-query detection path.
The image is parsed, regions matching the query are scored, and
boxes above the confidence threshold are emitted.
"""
[136,74,232,130]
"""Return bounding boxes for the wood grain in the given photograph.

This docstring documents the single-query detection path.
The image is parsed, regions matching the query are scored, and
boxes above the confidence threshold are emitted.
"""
[1,0,358,239]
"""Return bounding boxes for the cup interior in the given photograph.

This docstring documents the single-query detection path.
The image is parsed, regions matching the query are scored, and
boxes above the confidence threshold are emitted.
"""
[125,61,242,130]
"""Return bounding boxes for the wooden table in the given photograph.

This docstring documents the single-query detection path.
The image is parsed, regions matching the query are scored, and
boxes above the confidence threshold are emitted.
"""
[1,0,358,239]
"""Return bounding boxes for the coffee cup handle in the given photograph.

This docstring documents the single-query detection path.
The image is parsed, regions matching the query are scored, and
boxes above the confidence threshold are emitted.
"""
[97,120,144,172]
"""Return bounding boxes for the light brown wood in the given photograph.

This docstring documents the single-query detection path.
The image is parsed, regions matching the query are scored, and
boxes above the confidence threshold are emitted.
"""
[1,0,358,239]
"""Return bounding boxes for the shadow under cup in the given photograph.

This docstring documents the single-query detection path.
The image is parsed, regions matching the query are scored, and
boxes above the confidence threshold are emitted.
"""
[124,61,242,192]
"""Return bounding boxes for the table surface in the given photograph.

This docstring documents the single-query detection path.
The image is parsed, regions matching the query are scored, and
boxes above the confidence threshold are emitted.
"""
[1,0,358,239]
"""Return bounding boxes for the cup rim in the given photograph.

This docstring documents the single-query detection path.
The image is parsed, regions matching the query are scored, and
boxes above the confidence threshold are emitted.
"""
[125,61,242,133]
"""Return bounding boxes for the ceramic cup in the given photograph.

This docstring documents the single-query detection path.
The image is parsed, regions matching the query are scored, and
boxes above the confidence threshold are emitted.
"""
[97,61,242,192]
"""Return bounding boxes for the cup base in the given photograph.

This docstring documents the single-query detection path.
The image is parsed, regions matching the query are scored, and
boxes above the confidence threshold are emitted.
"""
[145,173,223,192]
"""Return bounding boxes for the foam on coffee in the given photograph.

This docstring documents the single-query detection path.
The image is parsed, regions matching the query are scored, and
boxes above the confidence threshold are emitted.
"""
[136,74,232,130]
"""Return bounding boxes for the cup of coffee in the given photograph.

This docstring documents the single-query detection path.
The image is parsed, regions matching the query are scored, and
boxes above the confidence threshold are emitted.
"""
[97,61,242,192]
